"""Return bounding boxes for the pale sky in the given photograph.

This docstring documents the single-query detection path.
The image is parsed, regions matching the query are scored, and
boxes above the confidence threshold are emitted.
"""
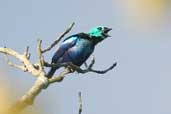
[0,0,171,114]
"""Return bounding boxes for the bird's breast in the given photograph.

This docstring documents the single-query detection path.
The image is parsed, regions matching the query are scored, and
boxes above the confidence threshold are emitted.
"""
[67,39,94,65]
[75,39,94,53]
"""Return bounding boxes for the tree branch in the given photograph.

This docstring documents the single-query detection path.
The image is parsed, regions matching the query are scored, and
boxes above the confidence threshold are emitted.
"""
[0,23,116,113]
[48,68,73,84]
[9,68,72,113]
[37,39,45,72]
[4,54,27,72]
[44,56,117,75]
[41,22,75,53]
[9,75,49,113]
[78,92,82,114]
[23,46,30,59]
[0,47,39,76]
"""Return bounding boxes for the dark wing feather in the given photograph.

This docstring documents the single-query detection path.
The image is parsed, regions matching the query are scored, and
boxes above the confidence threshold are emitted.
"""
[52,36,78,63]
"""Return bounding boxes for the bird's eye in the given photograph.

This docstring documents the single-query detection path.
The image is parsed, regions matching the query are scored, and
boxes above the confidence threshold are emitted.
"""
[97,27,102,30]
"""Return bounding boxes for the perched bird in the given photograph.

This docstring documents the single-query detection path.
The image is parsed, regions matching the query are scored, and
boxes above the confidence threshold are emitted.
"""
[47,26,112,78]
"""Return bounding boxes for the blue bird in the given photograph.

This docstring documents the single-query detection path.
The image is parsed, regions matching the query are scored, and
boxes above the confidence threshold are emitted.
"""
[47,26,112,78]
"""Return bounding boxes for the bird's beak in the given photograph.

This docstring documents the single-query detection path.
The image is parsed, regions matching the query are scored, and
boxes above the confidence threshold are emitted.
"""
[103,28,112,37]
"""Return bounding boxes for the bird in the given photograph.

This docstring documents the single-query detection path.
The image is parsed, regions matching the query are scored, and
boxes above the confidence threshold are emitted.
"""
[47,26,112,78]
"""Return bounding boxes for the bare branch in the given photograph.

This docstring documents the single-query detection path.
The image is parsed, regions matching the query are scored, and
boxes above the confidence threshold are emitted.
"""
[44,61,68,68]
[69,61,117,74]
[0,47,47,77]
[89,62,117,74]
[9,76,49,113]
[78,92,82,114]
[37,39,45,71]
[23,46,30,59]
[84,62,88,68]
[87,55,95,69]
[42,22,75,53]
[0,47,25,61]
[48,68,73,84]
[44,57,117,75]
[0,23,116,113]
[4,54,27,71]
[9,68,72,113]
[0,23,78,112]
[0,47,39,76]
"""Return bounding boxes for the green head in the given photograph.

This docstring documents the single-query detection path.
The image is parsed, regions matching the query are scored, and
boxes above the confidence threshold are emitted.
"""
[87,26,112,43]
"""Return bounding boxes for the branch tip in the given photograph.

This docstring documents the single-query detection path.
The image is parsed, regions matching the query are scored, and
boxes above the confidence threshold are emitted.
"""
[78,91,82,114]
[41,22,75,53]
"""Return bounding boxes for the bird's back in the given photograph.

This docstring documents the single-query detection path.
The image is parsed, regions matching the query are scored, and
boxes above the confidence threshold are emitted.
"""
[52,33,95,66]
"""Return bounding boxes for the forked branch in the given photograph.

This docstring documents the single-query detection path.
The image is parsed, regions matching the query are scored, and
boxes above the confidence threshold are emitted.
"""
[42,22,75,53]
[0,23,116,113]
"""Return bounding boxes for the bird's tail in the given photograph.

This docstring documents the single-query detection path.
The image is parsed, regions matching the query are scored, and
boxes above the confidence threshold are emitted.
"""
[47,68,57,78]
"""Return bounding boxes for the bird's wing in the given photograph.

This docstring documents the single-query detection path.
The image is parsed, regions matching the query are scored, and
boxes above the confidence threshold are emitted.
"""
[52,36,78,63]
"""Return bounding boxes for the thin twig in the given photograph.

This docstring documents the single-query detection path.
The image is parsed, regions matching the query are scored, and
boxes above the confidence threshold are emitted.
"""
[87,55,95,69]
[0,47,38,76]
[23,46,30,59]
[84,62,88,68]
[78,92,82,114]
[44,61,70,68]
[44,58,117,74]
[4,54,27,71]
[37,39,44,71]
[89,62,117,74]
[42,22,75,53]
[48,68,73,84]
